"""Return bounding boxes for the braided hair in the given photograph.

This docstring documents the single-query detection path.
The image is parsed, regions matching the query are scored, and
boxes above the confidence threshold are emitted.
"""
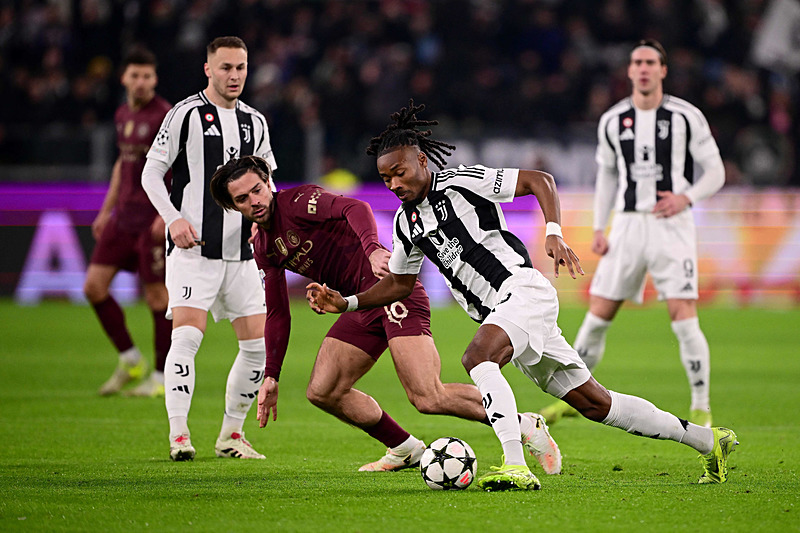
[366,99,455,170]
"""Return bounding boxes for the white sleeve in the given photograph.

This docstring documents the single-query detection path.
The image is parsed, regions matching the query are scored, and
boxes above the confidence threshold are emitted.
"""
[683,107,725,205]
[438,165,518,203]
[684,153,725,205]
[254,113,278,172]
[593,165,618,231]
[142,157,182,228]
[593,112,619,230]
[595,112,618,169]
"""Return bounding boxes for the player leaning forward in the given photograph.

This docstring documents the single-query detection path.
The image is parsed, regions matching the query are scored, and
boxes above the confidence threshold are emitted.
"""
[208,155,561,475]
[307,101,738,491]
[142,36,274,461]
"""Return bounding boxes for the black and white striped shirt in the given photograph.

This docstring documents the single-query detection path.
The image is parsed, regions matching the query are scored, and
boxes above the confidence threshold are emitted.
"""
[596,94,720,214]
[388,165,531,322]
[147,91,277,261]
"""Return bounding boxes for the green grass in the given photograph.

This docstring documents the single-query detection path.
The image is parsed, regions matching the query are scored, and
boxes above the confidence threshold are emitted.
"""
[0,299,798,532]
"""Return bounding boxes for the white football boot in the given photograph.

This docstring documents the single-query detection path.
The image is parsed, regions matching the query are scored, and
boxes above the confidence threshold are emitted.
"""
[169,433,196,462]
[215,431,265,459]
[521,412,562,475]
[359,440,426,472]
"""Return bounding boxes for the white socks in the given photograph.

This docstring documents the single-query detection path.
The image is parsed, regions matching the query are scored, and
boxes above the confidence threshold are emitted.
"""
[671,317,711,411]
[221,338,266,437]
[120,346,143,366]
[573,312,611,370]
[469,361,525,465]
[391,435,424,456]
[165,326,203,438]
[602,390,714,454]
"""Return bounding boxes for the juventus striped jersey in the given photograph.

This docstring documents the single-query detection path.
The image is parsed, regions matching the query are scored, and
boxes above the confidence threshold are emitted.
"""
[595,94,721,218]
[388,165,532,322]
[147,91,277,261]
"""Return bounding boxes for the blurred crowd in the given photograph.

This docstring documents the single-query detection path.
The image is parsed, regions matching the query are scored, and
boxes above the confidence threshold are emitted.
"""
[0,0,798,186]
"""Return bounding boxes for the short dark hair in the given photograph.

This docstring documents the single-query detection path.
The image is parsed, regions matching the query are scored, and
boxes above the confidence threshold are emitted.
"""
[366,99,455,170]
[121,46,157,71]
[207,36,248,57]
[631,39,667,66]
[210,155,271,211]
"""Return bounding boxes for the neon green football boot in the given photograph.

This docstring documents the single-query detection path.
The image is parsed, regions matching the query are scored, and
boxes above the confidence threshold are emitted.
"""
[538,400,579,425]
[98,357,147,396]
[476,456,542,492]
[698,427,738,484]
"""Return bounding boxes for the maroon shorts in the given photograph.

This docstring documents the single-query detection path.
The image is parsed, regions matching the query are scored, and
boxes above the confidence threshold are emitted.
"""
[325,282,432,360]
[90,215,165,284]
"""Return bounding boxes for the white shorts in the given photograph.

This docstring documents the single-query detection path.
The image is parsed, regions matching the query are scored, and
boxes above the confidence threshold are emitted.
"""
[482,269,591,398]
[590,210,699,304]
[165,249,265,322]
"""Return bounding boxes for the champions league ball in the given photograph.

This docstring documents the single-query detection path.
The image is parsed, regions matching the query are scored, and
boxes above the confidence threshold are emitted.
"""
[419,437,477,490]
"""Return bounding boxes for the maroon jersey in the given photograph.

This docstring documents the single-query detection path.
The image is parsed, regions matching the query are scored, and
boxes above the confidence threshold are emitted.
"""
[114,94,171,232]
[253,184,388,379]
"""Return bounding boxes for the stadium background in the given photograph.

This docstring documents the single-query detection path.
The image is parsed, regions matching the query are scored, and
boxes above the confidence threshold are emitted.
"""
[1,2,799,530]
[1,0,798,306]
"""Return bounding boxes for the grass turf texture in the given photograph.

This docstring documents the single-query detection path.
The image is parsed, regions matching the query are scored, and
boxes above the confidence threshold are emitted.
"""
[0,299,797,532]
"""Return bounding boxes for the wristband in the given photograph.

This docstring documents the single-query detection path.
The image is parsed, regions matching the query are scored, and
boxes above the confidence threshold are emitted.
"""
[344,295,359,312]
[545,222,563,238]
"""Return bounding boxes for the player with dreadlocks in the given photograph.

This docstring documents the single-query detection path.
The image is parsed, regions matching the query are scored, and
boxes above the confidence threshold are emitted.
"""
[308,100,738,491]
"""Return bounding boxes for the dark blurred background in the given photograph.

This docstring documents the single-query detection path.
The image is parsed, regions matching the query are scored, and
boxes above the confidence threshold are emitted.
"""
[0,0,798,187]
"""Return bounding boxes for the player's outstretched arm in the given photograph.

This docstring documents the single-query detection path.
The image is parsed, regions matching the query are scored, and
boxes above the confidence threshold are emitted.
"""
[516,170,584,279]
[257,377,278,428]
[306,273,418,314]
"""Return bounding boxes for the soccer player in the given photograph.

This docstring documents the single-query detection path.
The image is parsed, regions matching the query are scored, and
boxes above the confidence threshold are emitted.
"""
[208,155,561,475]
[540,40,726,428]
[142,36,275,461]
[307,101,738,491]
[84,47,172,398]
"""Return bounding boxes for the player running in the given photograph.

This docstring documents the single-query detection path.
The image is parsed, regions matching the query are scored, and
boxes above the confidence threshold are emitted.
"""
[307,100,738,491]
[208,155,561,475]
[84,47,172,397]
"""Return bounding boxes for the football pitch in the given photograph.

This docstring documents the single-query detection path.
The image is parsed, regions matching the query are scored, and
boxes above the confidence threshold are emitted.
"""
[0,299,798,532]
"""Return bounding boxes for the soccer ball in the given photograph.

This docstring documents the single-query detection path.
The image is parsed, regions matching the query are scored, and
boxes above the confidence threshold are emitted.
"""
[419,437,477,490]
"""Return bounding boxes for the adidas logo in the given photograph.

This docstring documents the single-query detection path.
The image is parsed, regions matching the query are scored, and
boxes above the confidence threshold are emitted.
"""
[681,282,694,292]
[204,125,221,136]
[172,385,190,394]
[619,128,635,141]
[489,412,505,424]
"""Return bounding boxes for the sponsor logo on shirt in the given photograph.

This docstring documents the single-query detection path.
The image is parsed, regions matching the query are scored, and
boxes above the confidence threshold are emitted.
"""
[493,169,504,194]
[286,240,314,274]
[436,236,463,269]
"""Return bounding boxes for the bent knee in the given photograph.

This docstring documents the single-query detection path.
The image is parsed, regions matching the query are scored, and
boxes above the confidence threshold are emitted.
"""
[577,404,609,422]
[305,383,337,409]
[83,279,108,303]
[408,393,443,415]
